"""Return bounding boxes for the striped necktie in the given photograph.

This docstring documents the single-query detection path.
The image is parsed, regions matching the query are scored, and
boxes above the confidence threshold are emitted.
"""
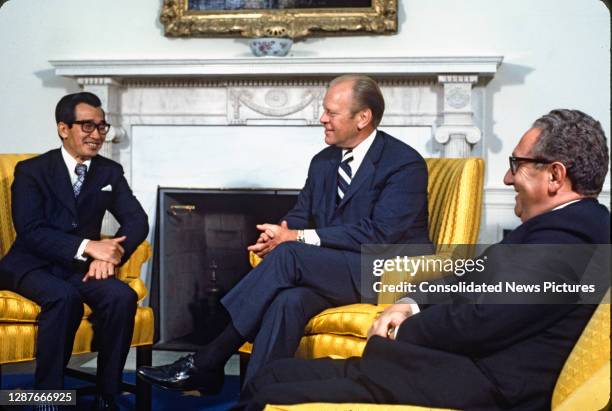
[337,149,354,204]
[73,163,88,197]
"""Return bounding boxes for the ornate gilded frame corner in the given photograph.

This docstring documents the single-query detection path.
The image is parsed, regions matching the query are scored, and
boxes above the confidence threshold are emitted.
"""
[160,0,397,39]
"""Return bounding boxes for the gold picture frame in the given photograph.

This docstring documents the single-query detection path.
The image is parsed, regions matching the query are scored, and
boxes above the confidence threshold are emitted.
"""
[160,0,397,39]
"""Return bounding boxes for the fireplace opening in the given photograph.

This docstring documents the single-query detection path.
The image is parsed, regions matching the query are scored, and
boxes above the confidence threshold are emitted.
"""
[150,188,299,351]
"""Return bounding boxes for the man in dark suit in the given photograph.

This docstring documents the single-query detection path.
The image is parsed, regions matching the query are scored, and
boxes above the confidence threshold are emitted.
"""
[237,109,610,410]
[138,75,432,390]
[0,92,149,410]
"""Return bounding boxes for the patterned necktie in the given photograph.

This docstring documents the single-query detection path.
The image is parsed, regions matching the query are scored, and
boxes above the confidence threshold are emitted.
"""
[337,149,354,204]
[73,163,88,198]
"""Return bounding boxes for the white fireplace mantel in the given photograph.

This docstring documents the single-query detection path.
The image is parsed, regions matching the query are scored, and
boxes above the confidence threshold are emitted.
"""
[50,56,503,160]
[50,56,505,239]
[50,56,502,78]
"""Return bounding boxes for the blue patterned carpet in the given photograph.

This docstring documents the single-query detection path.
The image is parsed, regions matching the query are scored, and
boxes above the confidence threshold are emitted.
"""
[2,372,240,410]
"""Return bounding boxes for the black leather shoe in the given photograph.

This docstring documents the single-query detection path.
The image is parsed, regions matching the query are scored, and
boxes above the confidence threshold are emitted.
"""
[90,395,119,411]
[137,354,224,393]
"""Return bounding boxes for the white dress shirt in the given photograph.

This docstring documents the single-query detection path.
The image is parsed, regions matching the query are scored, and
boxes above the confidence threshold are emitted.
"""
[302,129,378,246]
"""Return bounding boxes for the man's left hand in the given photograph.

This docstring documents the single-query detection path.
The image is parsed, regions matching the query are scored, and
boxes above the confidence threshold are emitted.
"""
[82,259,117,282]
[367,303,413,341]
[247,220,297,257]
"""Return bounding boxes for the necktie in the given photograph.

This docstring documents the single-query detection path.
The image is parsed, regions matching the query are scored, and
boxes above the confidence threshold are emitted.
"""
[73,163,87,197]
[337,149,353,204]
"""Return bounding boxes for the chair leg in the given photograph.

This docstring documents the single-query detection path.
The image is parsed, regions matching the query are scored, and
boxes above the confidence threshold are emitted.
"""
[136,345,152,411]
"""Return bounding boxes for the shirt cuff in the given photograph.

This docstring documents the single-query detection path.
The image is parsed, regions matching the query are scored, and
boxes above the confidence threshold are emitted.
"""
[75,239,89,261]
[392,297,420,339]
[395,296,421,315]
[303,229,321,246]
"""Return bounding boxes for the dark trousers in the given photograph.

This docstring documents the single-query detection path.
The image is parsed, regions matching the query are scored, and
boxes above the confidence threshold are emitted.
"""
[239,349,502,411]
[222,242,362,382]
[16,269,137,395]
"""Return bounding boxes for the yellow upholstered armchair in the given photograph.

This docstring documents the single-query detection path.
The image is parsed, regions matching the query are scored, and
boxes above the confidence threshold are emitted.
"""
[241,157,485,364]
[263,292,611,411]
[0,154,154,411]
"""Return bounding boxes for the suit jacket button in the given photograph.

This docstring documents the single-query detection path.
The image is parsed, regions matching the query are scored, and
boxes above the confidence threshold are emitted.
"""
[72,222,78,228]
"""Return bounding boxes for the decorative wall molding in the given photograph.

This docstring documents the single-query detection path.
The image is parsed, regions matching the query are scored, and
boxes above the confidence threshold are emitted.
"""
[76,77,122,87]
[120,78,435,89]
[434,74,481,157]
[50,56,502,78]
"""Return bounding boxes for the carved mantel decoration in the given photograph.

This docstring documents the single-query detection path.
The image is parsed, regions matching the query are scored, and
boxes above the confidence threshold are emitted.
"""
[160,0,397,38]
[229,83,324,124]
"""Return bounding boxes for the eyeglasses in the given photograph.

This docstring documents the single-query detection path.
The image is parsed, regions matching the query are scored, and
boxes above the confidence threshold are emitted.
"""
[508,156,553,175]
[71,120,111,135]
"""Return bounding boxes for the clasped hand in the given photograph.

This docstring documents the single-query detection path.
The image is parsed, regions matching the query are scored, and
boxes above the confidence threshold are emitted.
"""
[82,236,126,282]
[247,220,297,258]
[366,303,413,341]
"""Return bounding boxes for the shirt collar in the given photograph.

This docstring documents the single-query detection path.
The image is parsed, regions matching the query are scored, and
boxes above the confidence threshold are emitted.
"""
[61,146,91,178]
[552,199,582,211]
[342,129,377,174]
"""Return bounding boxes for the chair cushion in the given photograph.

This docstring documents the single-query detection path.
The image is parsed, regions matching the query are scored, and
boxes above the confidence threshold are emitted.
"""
[304,304,386,338]
[0,278,148,323]
[295,333,368,359]
[0,291,40,322]
[72,306,154,355]
[239,304,386,357]
[0,306,153,364]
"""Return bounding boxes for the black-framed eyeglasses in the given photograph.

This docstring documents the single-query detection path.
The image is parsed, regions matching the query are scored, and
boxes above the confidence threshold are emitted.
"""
[508,156,553,175]
[71,120,111,135]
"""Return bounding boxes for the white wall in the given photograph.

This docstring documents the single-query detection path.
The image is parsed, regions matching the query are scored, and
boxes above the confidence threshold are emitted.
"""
[1,0,609,232]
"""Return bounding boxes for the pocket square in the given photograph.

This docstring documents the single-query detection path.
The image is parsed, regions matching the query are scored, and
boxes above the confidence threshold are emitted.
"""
[101,184,113,192]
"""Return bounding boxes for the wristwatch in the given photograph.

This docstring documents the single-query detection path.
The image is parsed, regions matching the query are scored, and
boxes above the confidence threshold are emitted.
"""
[296,229,306,243]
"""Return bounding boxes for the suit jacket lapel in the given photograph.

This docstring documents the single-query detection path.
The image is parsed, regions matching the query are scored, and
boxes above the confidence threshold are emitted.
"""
[336,131,385,210]
[49,149,77,216]
[324,149,342,224]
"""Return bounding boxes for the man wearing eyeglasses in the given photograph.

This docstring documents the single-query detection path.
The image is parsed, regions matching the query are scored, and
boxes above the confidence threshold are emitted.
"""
[237,109,610,411]
[0,92,148,411]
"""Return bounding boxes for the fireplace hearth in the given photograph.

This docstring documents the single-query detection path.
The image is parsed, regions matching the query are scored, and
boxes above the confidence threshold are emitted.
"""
[151,188,299,350]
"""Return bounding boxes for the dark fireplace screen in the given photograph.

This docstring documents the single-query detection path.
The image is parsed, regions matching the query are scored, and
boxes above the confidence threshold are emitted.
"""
[151,188,299,350]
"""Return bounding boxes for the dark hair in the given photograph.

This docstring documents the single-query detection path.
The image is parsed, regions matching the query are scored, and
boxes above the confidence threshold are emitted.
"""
[532,109,609,196]
[330,75,385,128]
[55,92,103,125]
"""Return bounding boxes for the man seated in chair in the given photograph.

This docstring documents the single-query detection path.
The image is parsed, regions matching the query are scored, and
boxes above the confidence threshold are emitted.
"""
[138,75,433,390]
[237,109,610,410]
[0,92,149,411]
